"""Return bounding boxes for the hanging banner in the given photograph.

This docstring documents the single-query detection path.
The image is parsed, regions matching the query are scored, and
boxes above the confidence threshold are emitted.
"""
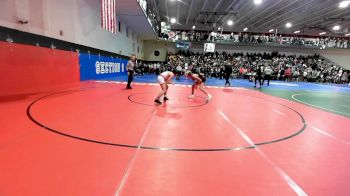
[79,53,128,81]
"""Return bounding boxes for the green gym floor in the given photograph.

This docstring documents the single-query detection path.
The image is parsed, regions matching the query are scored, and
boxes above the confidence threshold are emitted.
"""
[260,88,350,118]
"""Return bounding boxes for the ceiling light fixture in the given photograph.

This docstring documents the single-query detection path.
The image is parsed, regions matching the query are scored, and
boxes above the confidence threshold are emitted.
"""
[339,1,350,8]
[192,25,196,29]
[243,27,248,31]
[294,30,300,34]
[333,25,341,31]
[254,0,262,5]
[319,32,326,35]
[286,22,292,28]
[170,18,176,24]
[227,20,233,26]
[345,33,350,36]
[269,29,274,32]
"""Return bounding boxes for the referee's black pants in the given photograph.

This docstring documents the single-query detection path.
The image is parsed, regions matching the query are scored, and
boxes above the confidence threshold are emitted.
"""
[126,70,134,89]
[224,74,231,86]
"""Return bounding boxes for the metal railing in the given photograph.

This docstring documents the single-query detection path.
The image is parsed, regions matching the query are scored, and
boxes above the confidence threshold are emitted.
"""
[161,31,350,49]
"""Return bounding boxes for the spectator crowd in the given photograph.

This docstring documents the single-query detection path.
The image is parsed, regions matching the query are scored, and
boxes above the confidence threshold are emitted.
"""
[136,51,350,85]
[161,30,350,49]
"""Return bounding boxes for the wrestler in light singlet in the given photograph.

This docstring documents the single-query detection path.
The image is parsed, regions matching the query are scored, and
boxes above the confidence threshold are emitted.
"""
[154,71,174,104]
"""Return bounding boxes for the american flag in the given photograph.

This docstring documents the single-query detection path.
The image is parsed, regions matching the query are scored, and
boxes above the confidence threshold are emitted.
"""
[101,0,117,34]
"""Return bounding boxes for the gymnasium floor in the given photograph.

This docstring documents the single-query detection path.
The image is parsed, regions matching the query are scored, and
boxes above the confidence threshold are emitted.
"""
[0,75,350,195]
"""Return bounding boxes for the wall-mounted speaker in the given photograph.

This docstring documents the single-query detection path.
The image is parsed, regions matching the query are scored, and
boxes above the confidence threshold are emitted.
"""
[154,51,160,56]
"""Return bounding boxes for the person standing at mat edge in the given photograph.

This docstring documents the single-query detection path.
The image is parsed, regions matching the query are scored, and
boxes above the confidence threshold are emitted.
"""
[263,64,273,86]
[224,64,233,86]
[155,71,175,104]
[126,55,137,89]
[254,65,263,88]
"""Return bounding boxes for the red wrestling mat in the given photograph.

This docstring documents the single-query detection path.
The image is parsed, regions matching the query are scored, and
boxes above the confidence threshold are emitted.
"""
[1,81,350,195]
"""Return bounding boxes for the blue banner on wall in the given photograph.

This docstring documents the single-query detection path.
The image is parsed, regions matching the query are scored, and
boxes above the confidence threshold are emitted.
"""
[79,53,128,81]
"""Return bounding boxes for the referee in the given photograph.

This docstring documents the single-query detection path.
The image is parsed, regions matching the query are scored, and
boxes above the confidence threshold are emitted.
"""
[126,55,137,89]
[224,64,233,86]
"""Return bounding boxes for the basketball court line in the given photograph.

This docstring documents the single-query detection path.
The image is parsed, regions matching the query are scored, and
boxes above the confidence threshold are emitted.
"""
[310,125,350,146]
[302,90,350,96]
[218,110,307,196]
[115,109,156,196]
[273,109,286,116]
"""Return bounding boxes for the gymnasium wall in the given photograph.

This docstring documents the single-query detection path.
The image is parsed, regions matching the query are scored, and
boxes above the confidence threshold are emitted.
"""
[319,49,350,69]
[0,0,143,58]
[0,41,80,96]
[143,41,168,62]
